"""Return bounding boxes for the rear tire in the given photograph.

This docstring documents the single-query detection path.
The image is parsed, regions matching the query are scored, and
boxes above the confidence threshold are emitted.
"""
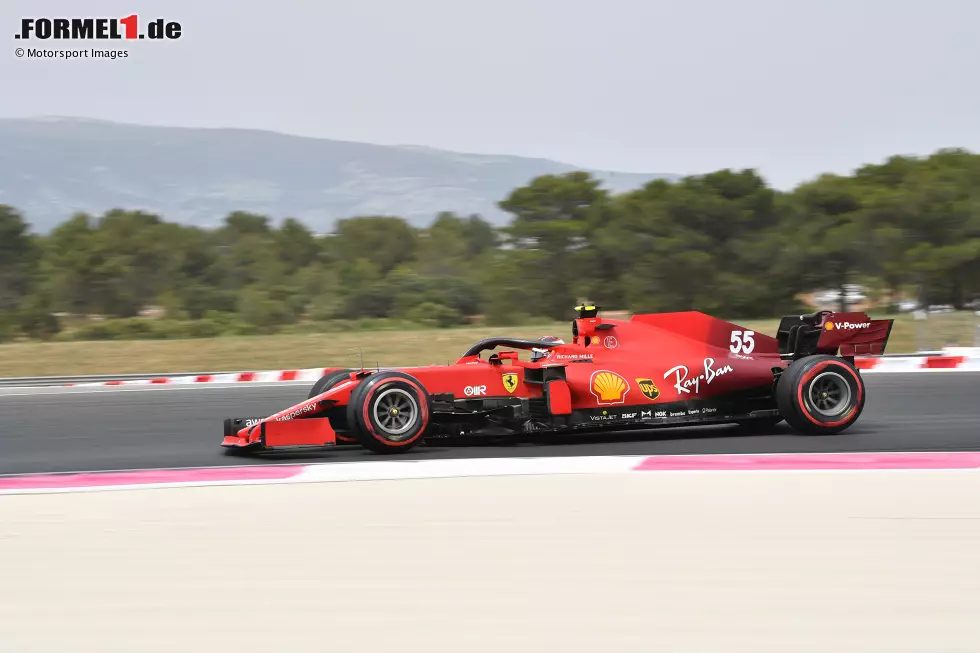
[347,371,430,454]
[309,369,355,442]
[776,355,865,435]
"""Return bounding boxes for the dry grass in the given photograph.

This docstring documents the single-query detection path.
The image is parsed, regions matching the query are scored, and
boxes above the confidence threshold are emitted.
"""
[0,313,976,378]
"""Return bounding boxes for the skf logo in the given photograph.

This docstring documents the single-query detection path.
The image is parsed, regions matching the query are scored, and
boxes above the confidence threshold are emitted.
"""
[635,378,660,401]
[590,370,630,406]
[501,373,519,394]
[464,385,487,397]
[15,16,182,40]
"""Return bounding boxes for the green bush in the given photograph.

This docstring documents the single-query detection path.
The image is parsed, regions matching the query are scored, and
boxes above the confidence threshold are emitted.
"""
[404,302,464,328]
[0,313,16,343]
[18,308,61,340]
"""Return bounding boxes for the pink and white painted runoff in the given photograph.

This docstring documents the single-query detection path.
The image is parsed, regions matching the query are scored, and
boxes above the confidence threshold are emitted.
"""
[2,451,980,495]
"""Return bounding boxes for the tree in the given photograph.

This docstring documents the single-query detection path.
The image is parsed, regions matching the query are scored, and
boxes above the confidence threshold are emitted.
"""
[39,212,99,314]
[498,172,609,319]
[785,174,867,312]
[333,216,418,276]
[0,205,38,313]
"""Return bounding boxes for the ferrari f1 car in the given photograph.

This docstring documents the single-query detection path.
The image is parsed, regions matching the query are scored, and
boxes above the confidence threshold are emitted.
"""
[221,305,894,454]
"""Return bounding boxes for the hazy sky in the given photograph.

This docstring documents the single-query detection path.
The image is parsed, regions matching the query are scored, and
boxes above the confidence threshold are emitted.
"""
[3,0,977,189]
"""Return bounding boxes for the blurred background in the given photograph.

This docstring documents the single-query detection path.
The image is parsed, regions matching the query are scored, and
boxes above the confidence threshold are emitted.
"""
[1,149,978,378]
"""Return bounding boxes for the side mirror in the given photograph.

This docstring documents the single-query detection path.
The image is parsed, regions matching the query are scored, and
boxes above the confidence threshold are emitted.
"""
[489,351,519,365]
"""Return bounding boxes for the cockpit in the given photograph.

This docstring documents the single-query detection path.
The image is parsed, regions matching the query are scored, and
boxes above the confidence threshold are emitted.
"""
[457,303,610,364]
[530,335,565,362]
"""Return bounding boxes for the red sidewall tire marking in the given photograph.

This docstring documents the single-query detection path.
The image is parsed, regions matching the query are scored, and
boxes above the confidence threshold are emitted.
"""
[796,360,863,428]
[360,378,429,447]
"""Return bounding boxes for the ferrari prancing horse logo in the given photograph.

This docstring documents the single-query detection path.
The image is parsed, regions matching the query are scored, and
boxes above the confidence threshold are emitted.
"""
[501,373,519,394]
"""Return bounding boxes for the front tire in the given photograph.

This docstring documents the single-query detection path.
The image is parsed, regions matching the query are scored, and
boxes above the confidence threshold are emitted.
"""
[776,355,865,435]
[310,369,355,442]
[347,371,430,454]
[309,369,354,399]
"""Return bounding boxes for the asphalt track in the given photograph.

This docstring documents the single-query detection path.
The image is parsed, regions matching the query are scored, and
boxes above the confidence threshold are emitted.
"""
[1,373,978,476]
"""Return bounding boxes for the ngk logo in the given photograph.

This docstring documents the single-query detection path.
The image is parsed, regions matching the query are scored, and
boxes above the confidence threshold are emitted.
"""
[15,16,182,40]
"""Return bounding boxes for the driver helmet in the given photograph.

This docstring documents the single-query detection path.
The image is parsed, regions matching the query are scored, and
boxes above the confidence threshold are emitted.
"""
[530,335,564,362]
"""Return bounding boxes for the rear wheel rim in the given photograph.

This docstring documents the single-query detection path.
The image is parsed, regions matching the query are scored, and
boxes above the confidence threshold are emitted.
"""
[372,388,419,440]
[807,371,852,417]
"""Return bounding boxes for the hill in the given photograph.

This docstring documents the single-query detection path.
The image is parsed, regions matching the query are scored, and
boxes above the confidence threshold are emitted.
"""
[0,117,678,232]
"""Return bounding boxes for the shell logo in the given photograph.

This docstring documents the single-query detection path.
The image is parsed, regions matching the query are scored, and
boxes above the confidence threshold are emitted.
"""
[825,322,835,330]
[590,370,630,405]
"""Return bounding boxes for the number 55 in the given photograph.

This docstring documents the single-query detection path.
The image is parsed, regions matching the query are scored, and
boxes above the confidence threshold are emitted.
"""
[730,330,755,354]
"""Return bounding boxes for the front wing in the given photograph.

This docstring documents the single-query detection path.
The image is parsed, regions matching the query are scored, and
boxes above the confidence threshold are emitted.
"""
[222,415,338,449]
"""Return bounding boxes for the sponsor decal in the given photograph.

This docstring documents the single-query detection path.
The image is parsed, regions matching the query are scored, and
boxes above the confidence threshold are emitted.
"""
[654,410,667,418]
[729,330,756,354]
[688,409,700,415]
[590,370,630,406]
[669,411,686,417]
[554,353,593,360]
[641,410,652,418]
[275,402,317,422]
[826,321,871,330]
[664,358,733,395]
[590,410,615,422]
[589,410,639,422]
[501,373,519,394]
[635,378,660,401]
[245,418,262,427]
[603,335,619,349]
[464,384,487,397]
[591,336,600,345]
[702,407,718,414]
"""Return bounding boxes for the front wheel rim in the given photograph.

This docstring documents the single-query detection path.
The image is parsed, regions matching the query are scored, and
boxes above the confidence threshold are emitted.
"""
[372,387,419,440]
[807,371,852,417]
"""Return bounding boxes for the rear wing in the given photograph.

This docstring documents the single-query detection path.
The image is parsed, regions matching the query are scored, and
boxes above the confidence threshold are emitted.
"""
[776,310,894,360]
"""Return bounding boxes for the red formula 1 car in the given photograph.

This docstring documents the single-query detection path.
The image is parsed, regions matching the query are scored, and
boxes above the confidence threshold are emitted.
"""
[221,305,894,455]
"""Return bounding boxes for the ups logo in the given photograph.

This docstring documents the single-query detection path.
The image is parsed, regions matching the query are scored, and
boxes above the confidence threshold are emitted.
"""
[635,378,660,401]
